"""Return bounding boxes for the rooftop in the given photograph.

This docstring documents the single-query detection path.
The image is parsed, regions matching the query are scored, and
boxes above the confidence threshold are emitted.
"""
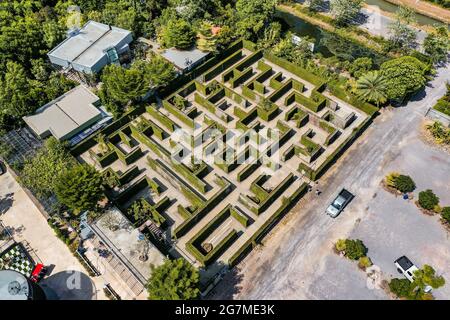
[160,47,209,71]
[93,207,165,282]
[48,20,132,68]
[23,85,102,140]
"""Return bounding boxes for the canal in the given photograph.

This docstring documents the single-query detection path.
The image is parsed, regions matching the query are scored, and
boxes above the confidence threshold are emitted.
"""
[365,0,449,28]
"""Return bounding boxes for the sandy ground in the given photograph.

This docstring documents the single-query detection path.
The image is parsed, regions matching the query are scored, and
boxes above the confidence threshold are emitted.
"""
[209,65,450,300]
[0,172,107,300]
[384,0,450,24]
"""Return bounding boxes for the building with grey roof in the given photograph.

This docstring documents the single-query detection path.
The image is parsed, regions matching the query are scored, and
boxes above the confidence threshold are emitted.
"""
[23,85,104,141]
[48,20,133,74]
[160,47,210,73]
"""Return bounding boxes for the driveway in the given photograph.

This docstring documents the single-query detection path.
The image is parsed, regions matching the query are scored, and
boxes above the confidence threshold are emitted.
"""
[209,65,450,300]
[0,172,107,300]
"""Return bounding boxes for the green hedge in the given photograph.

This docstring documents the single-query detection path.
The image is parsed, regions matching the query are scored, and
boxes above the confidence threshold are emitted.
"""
[173,177,233,238]
[228,182,308,267]
[257,173,295,214]
[146,105,177,132]
[327,84,378,116]
[186,205,240,266]
[162,100,195,128]
[263,51,323,86]
[203,50,244,82]
[230,67,254,88]
[117,165,140,185]
[89,149,118,168]
[237,161,261,182]
[230,207,250,227]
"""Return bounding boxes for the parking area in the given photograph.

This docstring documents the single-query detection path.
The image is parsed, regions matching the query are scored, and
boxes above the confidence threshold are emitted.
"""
[0,171,107,300]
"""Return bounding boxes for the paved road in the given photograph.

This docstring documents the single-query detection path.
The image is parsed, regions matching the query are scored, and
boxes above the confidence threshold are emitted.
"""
[210,65,450,299]
[0,172,107,300]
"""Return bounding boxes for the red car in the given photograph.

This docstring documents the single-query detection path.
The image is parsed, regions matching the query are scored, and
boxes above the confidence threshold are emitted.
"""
[30,264,46,283]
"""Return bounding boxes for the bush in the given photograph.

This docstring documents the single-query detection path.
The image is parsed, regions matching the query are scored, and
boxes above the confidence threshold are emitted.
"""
[358,256,373,269]
[389,278,413,298]
[344,239,368,260]
[394,175,416,193]
[418,189,440,211]
[335,239,347,252]
[442,207,450,224]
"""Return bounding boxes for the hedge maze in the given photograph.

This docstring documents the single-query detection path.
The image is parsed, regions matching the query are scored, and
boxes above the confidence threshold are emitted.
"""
[75,40,375,282]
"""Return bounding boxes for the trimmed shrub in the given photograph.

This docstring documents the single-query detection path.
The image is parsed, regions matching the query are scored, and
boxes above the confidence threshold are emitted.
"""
[394,175,416,193]
[418,189,439,210]
[335,239,346,252]
[343,239,367,260]
[389,278,413,299]
[358,256,373,269]
[441,207,450,224]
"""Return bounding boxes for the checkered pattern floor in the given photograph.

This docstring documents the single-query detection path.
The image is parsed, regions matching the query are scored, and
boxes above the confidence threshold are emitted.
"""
[0,244,35,277]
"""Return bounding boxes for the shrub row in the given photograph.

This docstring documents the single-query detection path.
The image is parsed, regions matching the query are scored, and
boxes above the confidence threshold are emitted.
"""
[145,105,177,132]
[162,100,195,129]
[228,182,308,267]
[173,177,233,238]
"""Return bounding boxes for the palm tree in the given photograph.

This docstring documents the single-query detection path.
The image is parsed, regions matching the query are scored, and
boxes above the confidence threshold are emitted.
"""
[355,71,388,107]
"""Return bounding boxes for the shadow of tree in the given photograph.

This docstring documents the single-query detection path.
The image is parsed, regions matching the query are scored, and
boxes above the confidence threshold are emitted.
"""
[204,265,244,300]
[0,192,14,215]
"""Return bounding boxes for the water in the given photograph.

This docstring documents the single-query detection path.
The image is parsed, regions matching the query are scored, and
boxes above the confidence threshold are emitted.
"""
[365,0,448,28]
[276,10,389,66]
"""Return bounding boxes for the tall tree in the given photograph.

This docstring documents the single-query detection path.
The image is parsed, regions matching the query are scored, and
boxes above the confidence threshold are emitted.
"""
[147,258,200,300]
[133,54,176,88]
[235,0,278,40]
[354,71,388,106]
[423,26,450,64]
[100,64,148,105]
[158,18,196,50]
[388,6,418,51]
[20,138,75,198]
[0,61,34,120]
[55,164,104,213]
[380,56,428,102]
[330,0,364,26]
[196,20,218,52]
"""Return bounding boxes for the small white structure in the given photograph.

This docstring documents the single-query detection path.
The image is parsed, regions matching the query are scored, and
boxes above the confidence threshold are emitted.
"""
[48,20,133,74]
[160,47,210,73]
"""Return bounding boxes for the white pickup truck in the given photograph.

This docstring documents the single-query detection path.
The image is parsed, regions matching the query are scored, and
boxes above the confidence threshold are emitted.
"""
[326,189,354,218]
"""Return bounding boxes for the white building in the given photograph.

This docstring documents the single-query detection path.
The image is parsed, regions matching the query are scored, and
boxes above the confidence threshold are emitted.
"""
[48,20,133,74]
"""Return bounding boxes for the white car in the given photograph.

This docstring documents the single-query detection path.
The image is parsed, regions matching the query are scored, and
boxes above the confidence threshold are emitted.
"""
[394,256,419,282]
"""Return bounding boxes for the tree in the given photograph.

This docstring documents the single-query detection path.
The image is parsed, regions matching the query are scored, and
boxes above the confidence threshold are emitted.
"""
[0,61,34,120]
[196,20,218,52]
[348,57,373,78]
[158,18,196,50]
[380,56,428,102]
[133,54,176,88]
[354,71,388,107]
[235,0,278,40]
[20,137,75,198]
[55,164,104,213]
[305,0,325,12]
[128,199,153,223]
[388,6,418,51]
[147,258,200,300]
[259,21,282,50]
[418,189,439,211]
[330,0,364,26]
[100,64,148,105]
[413,265,445,291]
[423,26,450,64]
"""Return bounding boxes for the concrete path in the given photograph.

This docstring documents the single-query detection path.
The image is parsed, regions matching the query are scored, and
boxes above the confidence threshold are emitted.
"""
[209,65,450,300]
[0,172,107,300]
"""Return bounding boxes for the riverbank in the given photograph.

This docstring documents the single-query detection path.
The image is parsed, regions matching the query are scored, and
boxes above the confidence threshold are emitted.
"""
[383,0,450,24]
[278,4,395,57]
